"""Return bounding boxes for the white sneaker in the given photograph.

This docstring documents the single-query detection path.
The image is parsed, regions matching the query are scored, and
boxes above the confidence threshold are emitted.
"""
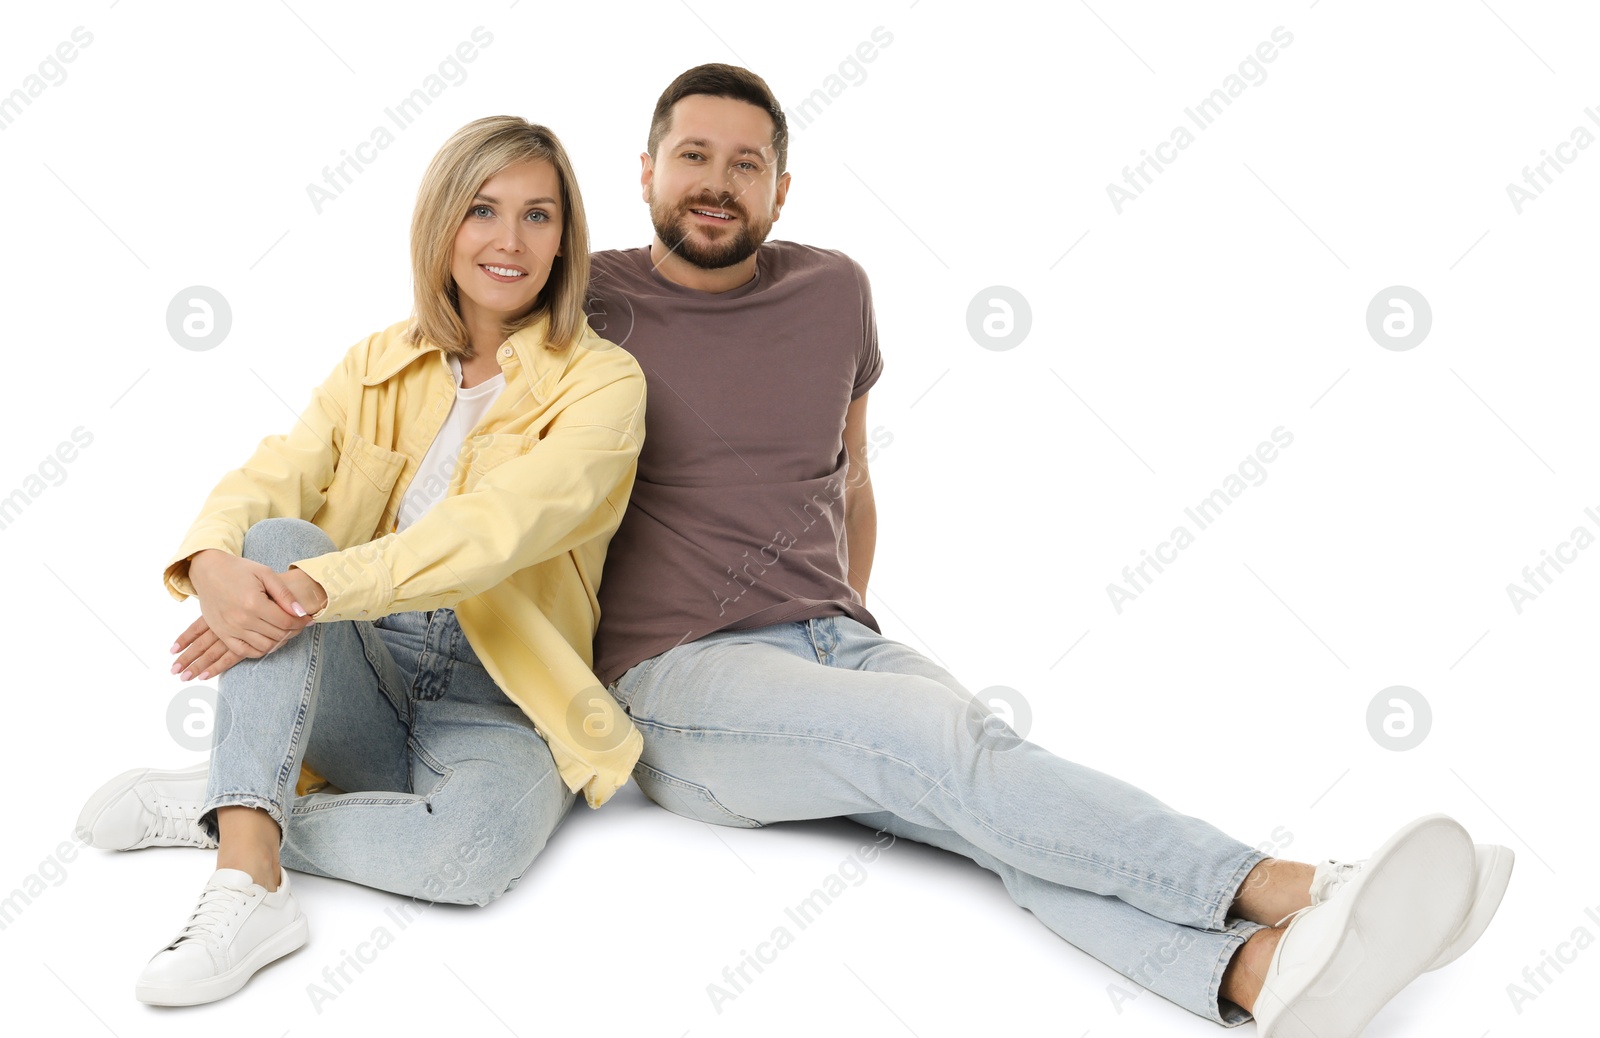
[136,868,308,1005]
[76,763,217,850]
[1252,813,1475,1038]
[1311,843,1514,971]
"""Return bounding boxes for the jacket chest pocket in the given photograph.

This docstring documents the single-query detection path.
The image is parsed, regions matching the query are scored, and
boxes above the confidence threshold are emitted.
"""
[457,433,538,494]
[312,434,408,544]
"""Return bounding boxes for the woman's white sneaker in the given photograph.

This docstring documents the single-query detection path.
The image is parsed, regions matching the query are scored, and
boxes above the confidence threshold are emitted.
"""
[135,868,308,1006]
[76,763,217,850]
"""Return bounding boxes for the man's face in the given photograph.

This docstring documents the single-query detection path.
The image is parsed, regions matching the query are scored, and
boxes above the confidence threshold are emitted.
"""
[643,94,789,270]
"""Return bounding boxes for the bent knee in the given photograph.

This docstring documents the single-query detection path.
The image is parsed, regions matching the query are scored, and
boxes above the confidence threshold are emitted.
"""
[240,517,335,570]
[414,804,563,906]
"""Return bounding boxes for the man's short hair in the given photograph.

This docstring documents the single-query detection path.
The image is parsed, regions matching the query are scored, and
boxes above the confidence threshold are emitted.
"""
[647,63,788,175]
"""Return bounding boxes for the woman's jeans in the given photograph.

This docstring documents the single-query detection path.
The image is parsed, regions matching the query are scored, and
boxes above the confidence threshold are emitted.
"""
[609,616,1268,1026]
[199,518,575,906]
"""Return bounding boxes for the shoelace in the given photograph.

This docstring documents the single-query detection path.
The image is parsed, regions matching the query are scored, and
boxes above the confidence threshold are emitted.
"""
[1272,905,1311,929]
[1271,859,1364,929]
[1309,858,1363,903]
[167,883,255,949]
[146,800,216,847]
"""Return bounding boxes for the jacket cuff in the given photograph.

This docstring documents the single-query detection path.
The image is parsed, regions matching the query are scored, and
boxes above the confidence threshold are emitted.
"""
[552,725,645,808]
[292,542,396,622]
[163,526,247,601]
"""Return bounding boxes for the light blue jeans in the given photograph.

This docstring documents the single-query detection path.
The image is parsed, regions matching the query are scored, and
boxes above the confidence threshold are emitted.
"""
[200,518,575,905]
[609,615,1267,1026]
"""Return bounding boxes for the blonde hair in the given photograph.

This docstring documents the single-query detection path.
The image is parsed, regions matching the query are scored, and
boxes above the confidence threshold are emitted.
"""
[407,116,591,355]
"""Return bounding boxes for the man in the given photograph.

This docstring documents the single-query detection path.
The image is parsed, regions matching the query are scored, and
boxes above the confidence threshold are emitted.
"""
[582,63,1513,1033]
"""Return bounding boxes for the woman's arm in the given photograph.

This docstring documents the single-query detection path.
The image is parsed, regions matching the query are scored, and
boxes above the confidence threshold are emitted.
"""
[160,343,361,677]
[293,353,646,621]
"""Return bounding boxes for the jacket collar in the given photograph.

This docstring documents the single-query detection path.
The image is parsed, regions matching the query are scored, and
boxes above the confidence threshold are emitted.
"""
[360,314,555,387]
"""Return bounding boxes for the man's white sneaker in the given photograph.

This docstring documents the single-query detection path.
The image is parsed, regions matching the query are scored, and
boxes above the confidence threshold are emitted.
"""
[136,868,308,1006]
[75,763,217,850]
[1311,843,1514,972]
[1251,813,1475,1038]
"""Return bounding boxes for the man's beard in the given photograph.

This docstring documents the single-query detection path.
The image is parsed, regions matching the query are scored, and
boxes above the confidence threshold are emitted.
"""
[650,190,771,270]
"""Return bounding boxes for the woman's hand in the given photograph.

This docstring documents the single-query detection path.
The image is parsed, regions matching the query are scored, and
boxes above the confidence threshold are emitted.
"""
[186,549,315,663]
[170,615,245,681]
[281,565,330,618]
[174,553,333,680]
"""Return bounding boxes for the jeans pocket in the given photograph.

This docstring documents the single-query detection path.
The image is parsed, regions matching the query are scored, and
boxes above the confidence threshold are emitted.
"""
[608,654,662,714]
[605,678,628,715]
[632,761,763,829]
[352,618,411,722]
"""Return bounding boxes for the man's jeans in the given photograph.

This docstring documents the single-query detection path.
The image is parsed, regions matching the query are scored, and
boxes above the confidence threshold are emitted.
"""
[200,518,575,906]
[609,615,1267,1026]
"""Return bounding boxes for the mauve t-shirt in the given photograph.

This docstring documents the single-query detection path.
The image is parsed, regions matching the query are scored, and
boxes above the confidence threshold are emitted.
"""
[586,242,883,686]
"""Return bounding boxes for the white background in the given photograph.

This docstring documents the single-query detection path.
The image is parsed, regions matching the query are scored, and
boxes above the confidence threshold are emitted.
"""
[1,1,1596,1035]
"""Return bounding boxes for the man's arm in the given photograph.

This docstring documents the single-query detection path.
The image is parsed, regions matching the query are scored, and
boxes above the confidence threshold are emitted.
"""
[842,392,877,602]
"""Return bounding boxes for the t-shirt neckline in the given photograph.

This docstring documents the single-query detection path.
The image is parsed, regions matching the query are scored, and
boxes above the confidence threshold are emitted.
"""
[448,353,506,398]
[635,242,766,300]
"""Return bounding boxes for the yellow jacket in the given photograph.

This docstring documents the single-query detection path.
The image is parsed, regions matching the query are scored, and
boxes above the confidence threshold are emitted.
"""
[163,316,646,807]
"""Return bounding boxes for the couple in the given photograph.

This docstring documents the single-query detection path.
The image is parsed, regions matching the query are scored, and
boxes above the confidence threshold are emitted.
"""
[77,64,1511,1034]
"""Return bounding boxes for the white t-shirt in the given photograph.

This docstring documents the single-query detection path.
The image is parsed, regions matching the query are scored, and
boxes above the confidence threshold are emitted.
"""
[395,354,506,532]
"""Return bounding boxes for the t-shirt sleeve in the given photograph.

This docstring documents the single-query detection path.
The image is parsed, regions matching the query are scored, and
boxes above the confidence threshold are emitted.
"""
[850,258,884,399]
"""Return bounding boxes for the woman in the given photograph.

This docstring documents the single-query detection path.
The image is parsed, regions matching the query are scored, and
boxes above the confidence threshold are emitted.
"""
[74,116,646,1006]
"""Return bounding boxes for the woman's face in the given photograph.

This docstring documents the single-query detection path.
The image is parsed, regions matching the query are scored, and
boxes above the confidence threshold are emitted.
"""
[450,158,564,331]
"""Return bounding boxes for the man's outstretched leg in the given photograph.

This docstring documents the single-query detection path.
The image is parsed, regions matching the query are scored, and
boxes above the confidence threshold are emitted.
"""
[610,616,1508,1028]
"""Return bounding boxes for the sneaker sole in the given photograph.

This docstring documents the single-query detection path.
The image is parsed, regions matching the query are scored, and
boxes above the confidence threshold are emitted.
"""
[1259,814,1474,1038]
[1428,844,1515,971]
[75,762,211,849]
[134,912,308,1006]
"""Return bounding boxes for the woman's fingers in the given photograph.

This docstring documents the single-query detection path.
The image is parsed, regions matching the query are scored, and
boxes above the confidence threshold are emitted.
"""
[221,632,268,660]
[173,599,306,679]
[259,570,309,621]
[236,626,282,655]
[172,614,210,655]
[219,601,300,651]
[172,626,221,675]
[200,650,245,680]
[193,643,245,681]
[181,638,232,681]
